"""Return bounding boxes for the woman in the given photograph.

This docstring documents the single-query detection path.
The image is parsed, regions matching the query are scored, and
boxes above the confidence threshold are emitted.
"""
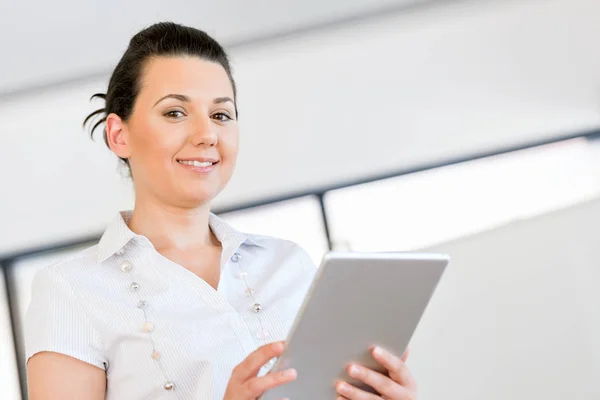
[25,22,417,400]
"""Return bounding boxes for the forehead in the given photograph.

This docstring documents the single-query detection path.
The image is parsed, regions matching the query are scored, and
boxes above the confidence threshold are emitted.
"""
[137,56,234,102]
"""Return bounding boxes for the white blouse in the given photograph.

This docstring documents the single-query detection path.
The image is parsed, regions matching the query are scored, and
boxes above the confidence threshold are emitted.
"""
[24,211,317,399]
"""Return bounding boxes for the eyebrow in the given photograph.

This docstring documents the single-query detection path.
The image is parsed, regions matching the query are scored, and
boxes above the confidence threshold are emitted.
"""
[153,94,190,106]
[213,96,235,106]
[153,94,235,107]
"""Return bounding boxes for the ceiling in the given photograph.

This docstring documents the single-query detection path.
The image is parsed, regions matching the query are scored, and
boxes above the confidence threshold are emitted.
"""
[0,0,431,97]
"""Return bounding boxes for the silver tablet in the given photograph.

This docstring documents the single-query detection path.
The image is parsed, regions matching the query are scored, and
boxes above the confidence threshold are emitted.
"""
[261,251,449,399]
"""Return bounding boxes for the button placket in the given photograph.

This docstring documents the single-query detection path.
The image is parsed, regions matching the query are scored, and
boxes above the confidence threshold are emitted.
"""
[116,251,175,392]
[233,251,270,341]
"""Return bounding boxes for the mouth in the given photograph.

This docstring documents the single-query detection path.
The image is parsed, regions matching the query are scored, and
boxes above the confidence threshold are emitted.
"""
[176,158,219,173]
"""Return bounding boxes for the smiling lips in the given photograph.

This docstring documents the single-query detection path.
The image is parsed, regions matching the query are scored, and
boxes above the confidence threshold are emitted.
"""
[177,158,219,173]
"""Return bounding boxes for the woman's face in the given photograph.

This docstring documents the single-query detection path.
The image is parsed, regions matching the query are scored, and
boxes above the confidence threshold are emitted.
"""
[111,56,239,208]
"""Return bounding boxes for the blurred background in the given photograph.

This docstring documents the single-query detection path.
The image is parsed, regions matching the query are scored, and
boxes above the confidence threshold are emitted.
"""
[2,0,600,398]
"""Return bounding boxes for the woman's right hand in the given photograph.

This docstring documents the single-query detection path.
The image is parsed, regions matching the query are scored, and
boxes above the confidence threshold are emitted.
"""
[223,341,297,400]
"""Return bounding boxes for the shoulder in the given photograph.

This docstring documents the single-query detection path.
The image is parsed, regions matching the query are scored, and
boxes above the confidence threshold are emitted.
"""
[29,244,105,299]
[33,244,100,277]
[244,233,318,273]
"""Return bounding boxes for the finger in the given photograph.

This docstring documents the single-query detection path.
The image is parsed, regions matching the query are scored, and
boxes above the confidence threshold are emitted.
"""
[233,342,286,381]
[245,368,297,397]
[401,347,410,363]
[372,347,417,392]
[335,380,379,400]
[347,363,405,399]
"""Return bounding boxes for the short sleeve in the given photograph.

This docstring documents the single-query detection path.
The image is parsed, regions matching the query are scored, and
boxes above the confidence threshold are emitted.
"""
[24,266,107,370]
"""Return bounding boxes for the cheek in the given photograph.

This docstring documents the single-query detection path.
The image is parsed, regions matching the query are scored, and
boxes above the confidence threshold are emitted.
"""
[221,130,239,165]
[128,134,182,188]
[133,122,180,164]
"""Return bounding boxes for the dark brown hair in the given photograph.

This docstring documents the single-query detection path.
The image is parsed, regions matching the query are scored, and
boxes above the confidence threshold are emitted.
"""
[83,22,237,167]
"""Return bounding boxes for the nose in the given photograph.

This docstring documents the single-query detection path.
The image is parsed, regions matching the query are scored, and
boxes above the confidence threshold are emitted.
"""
[190,114,217,147]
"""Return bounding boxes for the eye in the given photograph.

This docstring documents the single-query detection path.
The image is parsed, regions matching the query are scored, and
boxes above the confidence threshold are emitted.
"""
[164,110,185,119]
[212,112,233,122]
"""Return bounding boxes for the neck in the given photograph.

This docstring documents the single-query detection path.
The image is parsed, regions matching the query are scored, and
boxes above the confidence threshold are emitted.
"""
[128,195,215,252]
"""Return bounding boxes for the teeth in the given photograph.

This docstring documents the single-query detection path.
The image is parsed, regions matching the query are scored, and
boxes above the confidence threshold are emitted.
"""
[179,160,213,167]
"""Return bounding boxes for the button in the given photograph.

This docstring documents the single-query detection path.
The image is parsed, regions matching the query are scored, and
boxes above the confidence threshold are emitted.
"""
[257,328,270,340]
[245,288,255,297]
[129,282,140,292]
[120,260,132,273]
[237,271,248,279]
[231,253,241,262]
[143,322,154,333]
[151,350,161,360]
[252,303,263,313]
[116,249,125,256]
[163,381,174,391]
[137,300,147,309]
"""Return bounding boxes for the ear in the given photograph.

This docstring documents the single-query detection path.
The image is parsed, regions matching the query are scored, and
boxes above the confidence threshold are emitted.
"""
[105,113,131,160]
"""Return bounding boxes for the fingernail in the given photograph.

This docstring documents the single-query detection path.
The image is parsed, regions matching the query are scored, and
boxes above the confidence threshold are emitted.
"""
[373,346,384,357]
[336,381,350,394]
[283,368,297,378]
[272,342,283,351]
[348,364,360,376]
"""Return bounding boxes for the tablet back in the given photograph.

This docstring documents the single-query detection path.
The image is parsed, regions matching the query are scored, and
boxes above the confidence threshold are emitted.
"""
[261,251,449,399]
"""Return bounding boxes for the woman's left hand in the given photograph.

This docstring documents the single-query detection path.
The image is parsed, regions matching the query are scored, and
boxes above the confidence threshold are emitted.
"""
[335,347,417,400]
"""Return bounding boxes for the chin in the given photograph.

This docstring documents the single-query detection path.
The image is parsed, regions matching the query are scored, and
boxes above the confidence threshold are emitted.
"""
[178,188,221,208]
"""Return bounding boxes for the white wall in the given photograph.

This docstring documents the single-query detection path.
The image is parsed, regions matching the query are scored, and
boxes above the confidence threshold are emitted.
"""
[2,0,600,255]
[408,197,600,400]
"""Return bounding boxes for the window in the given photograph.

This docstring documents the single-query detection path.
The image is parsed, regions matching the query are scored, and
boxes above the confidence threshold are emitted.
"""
[324,138,600,252]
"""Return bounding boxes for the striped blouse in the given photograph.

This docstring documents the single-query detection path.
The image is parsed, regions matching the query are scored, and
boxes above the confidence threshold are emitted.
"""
[24,211,317,399]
